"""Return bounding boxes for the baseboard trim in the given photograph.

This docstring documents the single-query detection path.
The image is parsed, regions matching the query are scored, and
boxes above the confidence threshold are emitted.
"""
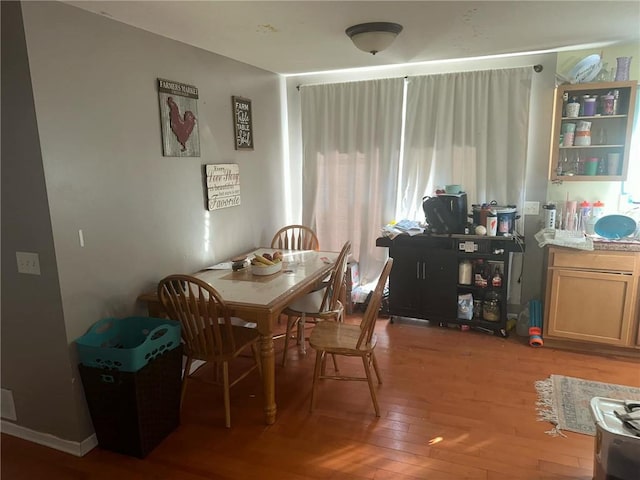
[1,420,97,457]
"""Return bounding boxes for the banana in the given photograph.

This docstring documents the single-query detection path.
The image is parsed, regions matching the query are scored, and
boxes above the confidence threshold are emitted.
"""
[253,254,275,266]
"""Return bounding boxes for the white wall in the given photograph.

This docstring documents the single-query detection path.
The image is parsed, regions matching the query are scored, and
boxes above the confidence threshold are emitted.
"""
[2,1,286,446]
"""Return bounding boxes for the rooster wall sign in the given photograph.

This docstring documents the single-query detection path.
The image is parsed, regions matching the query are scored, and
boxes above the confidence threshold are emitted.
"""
[158,78,200,157]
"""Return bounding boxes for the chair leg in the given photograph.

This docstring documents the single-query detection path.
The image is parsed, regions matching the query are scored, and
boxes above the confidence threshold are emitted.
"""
[310,350,324,413]
[371,350,382,384]
[361,354,380,417]
[281,315,299,367]
[223,361,231,428]
[180,356,193,412]
[297,313,307,354]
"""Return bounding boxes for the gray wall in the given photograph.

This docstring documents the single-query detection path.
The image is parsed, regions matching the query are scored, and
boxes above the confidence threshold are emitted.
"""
[1,0,89,441]
[2,1,286,443]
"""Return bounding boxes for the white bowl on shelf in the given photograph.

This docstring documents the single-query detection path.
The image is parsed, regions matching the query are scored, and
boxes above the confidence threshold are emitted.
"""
[250,261,283,276]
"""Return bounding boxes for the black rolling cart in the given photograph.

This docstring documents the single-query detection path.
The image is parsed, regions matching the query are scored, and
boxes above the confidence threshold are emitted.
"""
[377,234,525,337]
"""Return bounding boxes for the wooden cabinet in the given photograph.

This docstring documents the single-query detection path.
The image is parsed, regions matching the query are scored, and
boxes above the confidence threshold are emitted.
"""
[377,234,524,337]
[544,247,640,348]
[549,81,637,182]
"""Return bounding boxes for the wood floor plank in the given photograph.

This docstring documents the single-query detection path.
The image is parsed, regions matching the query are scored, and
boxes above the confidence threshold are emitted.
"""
[2,315,639,479]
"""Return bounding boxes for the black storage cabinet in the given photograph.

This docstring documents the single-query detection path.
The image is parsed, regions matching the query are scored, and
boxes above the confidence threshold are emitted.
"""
[78,345,182,458]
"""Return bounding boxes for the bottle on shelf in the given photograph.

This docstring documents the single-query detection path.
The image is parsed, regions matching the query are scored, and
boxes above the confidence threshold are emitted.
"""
[491,266,503,287]
[474,259,488,288]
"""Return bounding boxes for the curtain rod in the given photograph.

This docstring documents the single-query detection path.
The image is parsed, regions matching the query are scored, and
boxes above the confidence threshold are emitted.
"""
[296,64,543,90]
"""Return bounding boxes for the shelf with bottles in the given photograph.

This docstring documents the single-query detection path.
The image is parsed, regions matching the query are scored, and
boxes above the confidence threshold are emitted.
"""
[549,81,636,182]
[456,258,507,336]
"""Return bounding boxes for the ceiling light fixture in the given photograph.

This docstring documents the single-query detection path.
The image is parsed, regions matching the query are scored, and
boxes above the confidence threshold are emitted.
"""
[345,22,403,55]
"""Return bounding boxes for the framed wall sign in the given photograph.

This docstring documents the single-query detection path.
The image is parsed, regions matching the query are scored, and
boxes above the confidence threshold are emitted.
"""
[205,163,241,211]
[158,78,200,157]
[232,96,254,150]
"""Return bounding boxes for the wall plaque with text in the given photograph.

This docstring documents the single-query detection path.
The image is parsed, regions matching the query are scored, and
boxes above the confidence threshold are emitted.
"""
[232,96,254,150]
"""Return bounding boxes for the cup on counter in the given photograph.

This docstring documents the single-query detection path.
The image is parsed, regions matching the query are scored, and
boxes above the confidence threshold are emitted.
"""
[565,200,577,230]
[486,214,497,236]
[607,153,621,175]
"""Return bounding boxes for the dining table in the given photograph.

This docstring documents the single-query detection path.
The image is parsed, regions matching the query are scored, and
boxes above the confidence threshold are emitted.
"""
[137,248,338,425]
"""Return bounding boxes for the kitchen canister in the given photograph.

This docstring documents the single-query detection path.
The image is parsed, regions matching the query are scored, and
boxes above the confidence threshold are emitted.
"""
[583,97,597,116]
[565,101,580,118]
[602,94,615,115]
[574,121,592,146]
[458,260,472,285]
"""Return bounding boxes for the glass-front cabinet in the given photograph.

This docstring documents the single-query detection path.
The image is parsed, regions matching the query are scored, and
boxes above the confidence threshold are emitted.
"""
[549,81,637,182]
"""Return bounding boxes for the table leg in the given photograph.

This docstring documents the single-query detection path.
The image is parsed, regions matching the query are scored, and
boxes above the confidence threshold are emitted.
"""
[260,332,276,424]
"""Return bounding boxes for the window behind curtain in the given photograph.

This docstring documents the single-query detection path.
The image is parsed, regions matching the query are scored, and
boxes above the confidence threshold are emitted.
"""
[400,67,533,222]
[300,79,404,284]
[299,69,533,286]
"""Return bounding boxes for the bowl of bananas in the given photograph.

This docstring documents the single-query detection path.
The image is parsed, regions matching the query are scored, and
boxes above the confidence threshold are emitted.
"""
[250,251,283,276]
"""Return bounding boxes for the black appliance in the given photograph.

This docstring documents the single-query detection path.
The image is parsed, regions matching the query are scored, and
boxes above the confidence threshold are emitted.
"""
[422,193,468,234]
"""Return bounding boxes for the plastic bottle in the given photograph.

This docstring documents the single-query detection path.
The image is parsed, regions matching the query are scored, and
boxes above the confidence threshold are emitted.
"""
[543,203,556,229]
[592,200,605,219]
[578,200,591,232]
[586,200,604,235]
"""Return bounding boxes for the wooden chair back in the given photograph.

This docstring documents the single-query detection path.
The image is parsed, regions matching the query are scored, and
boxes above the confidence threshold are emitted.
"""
[356,259,393,350]
[157,274,236,360]
[271,225,319,251]
[319,240,351,314]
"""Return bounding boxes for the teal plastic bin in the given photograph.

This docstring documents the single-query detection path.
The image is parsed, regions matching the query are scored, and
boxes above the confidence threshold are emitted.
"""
[75,317,180,372]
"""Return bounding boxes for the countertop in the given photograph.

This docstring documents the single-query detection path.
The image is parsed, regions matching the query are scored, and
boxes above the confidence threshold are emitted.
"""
[593,237,640,252]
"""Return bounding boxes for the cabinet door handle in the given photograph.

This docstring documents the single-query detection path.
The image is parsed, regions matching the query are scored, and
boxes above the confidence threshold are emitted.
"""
[416,262,420,280]
[422,262,426,279]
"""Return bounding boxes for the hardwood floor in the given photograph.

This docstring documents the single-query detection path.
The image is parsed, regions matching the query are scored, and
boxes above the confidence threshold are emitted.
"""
[2,315,639,479]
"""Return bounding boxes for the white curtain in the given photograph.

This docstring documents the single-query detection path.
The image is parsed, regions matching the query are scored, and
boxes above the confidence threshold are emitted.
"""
[399,68,533,221]
[300,78,404,284]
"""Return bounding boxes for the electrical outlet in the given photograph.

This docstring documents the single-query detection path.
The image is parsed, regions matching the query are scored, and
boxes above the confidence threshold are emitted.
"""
[16,251,41,275]
[523,201,540,216]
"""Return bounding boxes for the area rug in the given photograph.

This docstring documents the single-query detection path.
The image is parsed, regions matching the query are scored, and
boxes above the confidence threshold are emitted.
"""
[535,374,640,437]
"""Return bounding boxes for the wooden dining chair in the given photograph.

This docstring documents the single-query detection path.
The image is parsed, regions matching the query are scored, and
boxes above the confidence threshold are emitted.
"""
[271,225,320,251]
[308,258,393,417]
[280,241,351,366]
[157,274,262,428]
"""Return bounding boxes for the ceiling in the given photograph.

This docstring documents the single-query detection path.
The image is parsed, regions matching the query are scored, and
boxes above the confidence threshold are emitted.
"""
[64,1,640,76]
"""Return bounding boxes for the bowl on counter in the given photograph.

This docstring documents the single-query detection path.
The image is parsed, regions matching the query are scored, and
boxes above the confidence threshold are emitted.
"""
[594,214,638,240]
